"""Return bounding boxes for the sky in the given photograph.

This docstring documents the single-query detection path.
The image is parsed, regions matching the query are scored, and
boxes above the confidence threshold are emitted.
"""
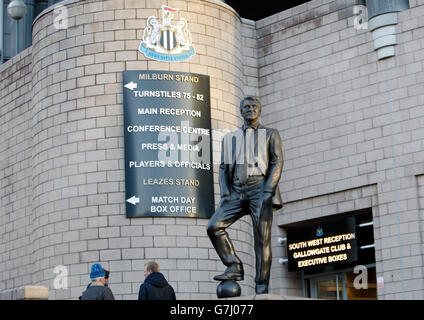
[224,1,312,21]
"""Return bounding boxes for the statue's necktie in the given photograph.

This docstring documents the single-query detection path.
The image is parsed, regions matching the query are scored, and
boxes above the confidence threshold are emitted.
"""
[239,129,253,184]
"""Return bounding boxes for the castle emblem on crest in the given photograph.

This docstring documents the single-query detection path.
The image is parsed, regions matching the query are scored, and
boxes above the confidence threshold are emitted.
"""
[315,226,324,237]
[139,5,195,62]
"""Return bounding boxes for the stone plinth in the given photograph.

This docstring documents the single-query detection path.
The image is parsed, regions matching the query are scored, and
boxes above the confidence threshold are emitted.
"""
[0,286,49,300]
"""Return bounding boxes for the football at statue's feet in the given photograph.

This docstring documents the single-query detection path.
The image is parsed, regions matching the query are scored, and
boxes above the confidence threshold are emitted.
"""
[216,280,241,298]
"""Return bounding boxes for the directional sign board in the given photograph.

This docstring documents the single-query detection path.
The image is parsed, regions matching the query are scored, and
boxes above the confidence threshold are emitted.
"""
[123,71,214,218]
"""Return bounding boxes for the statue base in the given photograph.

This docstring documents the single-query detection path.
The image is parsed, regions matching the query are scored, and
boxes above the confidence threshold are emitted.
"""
[216,280,241,298]
[219,293,313,300]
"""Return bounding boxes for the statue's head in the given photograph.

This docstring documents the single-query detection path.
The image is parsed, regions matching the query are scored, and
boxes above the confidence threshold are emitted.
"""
[148,16,158,26]
[240,96,261,123]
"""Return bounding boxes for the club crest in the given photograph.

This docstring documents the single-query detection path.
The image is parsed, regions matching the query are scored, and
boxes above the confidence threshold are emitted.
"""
[315,226,324,237]
[139,5,195,62]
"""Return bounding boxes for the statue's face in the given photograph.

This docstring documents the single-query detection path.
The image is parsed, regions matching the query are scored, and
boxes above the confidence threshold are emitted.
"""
[240,99,261,122]
[149,17,158,25]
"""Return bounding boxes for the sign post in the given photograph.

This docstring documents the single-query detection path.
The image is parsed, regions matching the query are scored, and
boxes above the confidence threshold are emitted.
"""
[123,70,214,218]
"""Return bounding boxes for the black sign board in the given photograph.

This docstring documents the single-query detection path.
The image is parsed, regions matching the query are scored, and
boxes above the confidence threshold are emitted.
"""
[123,71,214,218]
[287,217,358,272]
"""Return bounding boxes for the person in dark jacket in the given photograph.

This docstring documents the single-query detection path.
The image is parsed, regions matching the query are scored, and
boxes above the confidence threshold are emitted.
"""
[138,261,176,300]
[81,263,115,300]
[79,269,110,299]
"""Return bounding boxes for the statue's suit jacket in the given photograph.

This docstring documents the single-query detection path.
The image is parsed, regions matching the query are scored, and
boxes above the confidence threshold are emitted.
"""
[219,124,284,210]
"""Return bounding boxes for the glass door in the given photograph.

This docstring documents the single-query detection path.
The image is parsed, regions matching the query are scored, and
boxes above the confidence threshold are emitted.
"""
[310,273,347,300]
[308,268,377,300]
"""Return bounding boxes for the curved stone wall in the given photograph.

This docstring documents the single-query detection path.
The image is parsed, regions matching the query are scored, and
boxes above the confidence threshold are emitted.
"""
[30,0,254,299]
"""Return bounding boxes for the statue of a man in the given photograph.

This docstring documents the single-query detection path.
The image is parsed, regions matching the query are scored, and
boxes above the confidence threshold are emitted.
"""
[207,96,284,294]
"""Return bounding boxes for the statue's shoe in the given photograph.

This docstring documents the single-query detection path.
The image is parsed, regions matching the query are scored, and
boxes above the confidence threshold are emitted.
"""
[255,284,268,294]
[213,265,244,281]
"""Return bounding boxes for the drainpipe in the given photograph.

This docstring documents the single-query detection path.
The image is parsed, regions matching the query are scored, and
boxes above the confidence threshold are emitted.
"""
[366,0,409,60]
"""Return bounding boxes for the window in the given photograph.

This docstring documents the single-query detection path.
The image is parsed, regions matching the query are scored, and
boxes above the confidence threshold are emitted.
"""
[1,0,56,62]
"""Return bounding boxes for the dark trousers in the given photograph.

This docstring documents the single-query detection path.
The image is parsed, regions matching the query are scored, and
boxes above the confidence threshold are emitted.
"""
[207,177,273,287]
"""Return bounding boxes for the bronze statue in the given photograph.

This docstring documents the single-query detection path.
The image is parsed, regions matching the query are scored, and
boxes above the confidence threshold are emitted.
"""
[207,96,284,295]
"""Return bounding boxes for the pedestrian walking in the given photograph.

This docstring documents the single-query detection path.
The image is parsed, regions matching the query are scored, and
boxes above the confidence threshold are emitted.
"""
[138,261,176,300]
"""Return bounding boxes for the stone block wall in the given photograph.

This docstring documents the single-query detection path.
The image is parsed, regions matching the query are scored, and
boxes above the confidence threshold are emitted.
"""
[0,0,258,300]
[256,0,424,299]
[1,0,424,300]
[0,48,33,293]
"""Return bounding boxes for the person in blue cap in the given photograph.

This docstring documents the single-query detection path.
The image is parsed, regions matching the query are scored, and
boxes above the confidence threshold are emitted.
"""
[80,263,115,300]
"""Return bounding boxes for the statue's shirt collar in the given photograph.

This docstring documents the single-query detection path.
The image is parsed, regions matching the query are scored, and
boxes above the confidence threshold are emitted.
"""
[242,122,260,131]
